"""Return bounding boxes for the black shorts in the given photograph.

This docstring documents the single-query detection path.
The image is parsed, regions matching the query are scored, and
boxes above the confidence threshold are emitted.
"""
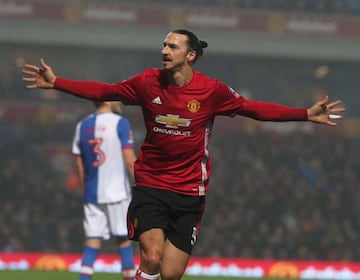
[127,186,205,255]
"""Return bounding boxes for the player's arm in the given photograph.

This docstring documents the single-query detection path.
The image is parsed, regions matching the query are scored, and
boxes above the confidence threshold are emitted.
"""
[22,59,141,104]
[212,81,308,120]
[122,148,136,180]
[213,82,345,125]
[239,99,307,121]
[74,155,85,187]
[22,58,119,99]
[240,95,345,126]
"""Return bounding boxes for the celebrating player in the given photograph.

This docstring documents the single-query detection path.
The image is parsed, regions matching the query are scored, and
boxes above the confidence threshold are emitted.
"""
[22,29,345,280]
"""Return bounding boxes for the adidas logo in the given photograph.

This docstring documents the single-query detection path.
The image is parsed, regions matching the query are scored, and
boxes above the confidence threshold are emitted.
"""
[152,96,162,104]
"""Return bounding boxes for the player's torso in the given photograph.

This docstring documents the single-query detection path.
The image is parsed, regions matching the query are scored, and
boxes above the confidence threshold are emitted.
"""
[133,71,220,195]
[140,71,217,161]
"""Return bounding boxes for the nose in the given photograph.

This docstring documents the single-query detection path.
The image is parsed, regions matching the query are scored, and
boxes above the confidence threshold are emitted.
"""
[161,45,168,54]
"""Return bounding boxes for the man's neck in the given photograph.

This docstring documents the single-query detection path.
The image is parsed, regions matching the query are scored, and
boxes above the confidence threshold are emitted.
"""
[165,67,193,87]
[96,107,111,113]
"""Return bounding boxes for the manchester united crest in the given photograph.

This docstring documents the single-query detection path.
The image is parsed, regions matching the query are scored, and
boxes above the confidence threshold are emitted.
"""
[187,100,200,113]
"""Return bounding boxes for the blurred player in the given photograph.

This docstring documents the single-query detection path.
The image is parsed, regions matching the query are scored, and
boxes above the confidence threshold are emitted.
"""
[22,29,345,280]
[72,101,136,280]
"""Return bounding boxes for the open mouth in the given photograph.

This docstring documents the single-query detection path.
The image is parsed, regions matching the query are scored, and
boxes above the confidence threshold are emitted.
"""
[162,56,171,63]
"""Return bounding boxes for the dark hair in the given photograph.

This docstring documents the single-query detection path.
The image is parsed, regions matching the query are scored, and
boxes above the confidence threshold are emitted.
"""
[172,29,208,62]
[93,101,104,108]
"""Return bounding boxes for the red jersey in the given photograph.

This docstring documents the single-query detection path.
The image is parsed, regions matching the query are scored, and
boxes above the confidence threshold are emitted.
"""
[55,68,307,196]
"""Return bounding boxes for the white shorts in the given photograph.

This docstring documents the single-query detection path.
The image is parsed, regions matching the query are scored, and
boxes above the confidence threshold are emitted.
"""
[83,198,131,240]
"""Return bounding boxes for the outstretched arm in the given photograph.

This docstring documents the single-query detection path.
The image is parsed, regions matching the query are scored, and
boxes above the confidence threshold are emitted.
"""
[22,58,56,89]
[21,59,141,104]
[238,95,345,126]
[307,95,345,126]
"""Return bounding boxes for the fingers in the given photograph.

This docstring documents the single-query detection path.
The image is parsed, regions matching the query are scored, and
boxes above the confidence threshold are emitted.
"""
[40,58,48,70]
[328,102,345,123]
[327,121,338,126]
[26,84,38,89]
[319,97,345,116]
[321,96,345,126]
[23,60,48,75]
[328,101,345,120]
[21,76,37,88]
[327,99,342,108]
[23,63,38,71]
[327,104,345,125]
[22,77,36,82]
[325,116,340,126]
[21,68,37,76]
[22,61,45,80]
[22,63,44,77]
[329,114,342,120]
[308,95,345,126]
[319,95,329,106]
[330,108,346,114]
[22,64,40,88]
[21,59,56,89]
[318,95,330,113]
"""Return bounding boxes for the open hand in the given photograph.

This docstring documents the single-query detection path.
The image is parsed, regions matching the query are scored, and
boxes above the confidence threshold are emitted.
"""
[22,58,56,89]
[307,95,345,126]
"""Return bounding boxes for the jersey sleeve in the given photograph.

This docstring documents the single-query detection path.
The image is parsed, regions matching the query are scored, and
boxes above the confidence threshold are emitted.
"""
[238,99,308,121]
[212,81,308,121]
[72,122,81,155]
[211,81,247,117]
[54,72,145,105]
[117,118,134,149]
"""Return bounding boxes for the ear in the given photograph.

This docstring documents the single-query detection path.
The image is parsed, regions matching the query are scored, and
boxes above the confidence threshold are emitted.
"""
[187,50,197,63]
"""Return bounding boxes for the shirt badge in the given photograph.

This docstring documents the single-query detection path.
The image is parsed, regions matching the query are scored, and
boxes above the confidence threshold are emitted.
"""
[187,99,200,113]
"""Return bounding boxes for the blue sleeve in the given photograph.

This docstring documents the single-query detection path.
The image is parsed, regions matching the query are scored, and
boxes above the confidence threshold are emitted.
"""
[117,117,134,148]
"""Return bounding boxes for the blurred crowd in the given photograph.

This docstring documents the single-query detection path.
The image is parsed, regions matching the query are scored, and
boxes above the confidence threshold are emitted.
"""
[1,43,360,261]
[194,126,360,260]
[0,139,83,253]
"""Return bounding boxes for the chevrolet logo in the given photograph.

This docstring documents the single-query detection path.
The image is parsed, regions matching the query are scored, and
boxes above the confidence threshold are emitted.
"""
[155,114,191,128]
